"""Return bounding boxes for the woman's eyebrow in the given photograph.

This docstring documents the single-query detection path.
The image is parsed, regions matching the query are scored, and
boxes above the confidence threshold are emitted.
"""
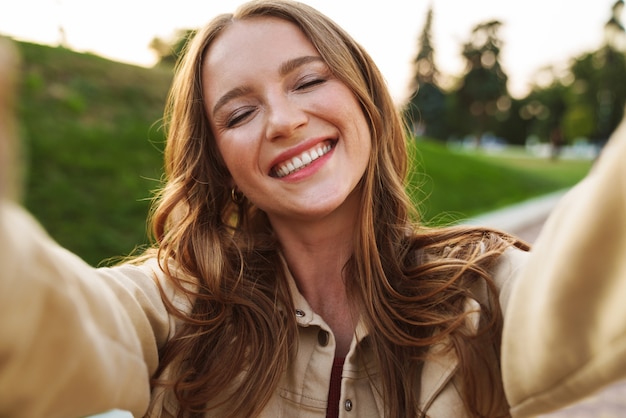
[278,55,324,77]
[212,55,324,117]
[212,86,252,117]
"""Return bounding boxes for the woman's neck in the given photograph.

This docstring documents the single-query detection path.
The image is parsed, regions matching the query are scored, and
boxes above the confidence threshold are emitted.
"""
[278,219,353,309]
[270,205,359,356]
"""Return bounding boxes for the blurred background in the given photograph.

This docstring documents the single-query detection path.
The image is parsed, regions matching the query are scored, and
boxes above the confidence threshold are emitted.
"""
[0,0,623,265]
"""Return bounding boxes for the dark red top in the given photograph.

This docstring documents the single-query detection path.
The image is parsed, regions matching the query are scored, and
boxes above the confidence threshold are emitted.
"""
[326,357,346,418]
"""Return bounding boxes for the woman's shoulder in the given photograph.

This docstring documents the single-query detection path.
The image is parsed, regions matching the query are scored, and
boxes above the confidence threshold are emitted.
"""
[491,246,530,312]
[103,255,198,315]
[405,225,529,307]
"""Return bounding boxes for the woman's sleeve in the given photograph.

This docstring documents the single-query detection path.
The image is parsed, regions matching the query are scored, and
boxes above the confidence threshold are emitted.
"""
[0,201,176,418]
[501,117,626,417]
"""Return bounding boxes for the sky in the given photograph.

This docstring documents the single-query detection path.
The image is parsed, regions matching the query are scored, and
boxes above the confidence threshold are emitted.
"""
[1,0,622,103]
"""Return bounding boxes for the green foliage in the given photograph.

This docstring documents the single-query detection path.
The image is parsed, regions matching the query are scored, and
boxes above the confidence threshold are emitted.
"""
[520,82,567,140]
[562,103,595,139]
[522,46,626,145]
[405,1,625,146]
[404,6,448,140]
[453,20,509,143]
[491,98,527,145]
[14,41,172,266]
[569,47,626,140]
[150,29,197,67]
[405,83,447,139]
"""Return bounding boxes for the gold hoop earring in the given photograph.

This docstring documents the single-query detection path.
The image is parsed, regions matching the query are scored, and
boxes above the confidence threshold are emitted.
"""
[231,187,245,205]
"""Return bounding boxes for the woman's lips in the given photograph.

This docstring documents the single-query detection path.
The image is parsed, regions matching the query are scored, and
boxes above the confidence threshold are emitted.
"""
[271,139,336,178]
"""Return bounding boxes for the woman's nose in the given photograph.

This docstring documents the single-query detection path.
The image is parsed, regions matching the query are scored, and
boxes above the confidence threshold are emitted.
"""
[265,94,308,140]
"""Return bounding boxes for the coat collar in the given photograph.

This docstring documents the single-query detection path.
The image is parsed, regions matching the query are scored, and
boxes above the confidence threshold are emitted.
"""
[279,253,467,412]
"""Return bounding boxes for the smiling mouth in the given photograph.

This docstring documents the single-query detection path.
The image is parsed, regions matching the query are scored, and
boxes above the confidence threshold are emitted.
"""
[272,140,336,178]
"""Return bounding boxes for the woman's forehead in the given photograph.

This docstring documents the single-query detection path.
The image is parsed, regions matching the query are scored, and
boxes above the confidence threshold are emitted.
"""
[206,16,314,63]
[202,17,319,88]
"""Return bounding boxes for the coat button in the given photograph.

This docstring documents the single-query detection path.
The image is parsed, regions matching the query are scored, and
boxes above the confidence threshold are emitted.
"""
[344,399,353,411]
[317,330,329,346]
[295,309,305,318]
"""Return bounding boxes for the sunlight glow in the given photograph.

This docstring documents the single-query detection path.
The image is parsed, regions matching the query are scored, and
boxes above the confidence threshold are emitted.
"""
[0,0,621,101]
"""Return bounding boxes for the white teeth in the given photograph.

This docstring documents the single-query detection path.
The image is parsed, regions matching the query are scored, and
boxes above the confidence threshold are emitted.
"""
[274,142,333,178]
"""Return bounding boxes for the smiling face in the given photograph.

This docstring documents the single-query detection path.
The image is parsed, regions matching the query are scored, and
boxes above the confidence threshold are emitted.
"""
[202,17,372,229]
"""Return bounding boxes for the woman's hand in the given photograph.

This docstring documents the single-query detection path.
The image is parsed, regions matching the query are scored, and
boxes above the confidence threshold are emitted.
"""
[0,37,20,201]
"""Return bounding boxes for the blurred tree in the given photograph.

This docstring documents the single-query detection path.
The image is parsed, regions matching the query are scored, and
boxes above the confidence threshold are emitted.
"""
[562,102,595,141]
[594,0,626,140]
[604,0,626,50]
[453,20,510,146]
[566,46,626,142]
[520,81,568,151]
[492,97,528,146]
[524,0,626,145]
[404,6,447,140]
[149,29,197,67]
[593,47,626,140]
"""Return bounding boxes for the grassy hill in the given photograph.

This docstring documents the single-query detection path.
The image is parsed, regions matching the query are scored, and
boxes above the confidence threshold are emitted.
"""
[15,41,172,265]
[11,40,593,265]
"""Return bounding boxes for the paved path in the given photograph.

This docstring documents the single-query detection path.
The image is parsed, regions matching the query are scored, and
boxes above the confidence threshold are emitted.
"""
[469,190,626,418]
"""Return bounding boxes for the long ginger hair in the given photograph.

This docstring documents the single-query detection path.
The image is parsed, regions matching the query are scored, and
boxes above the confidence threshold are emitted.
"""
[148,1,528,417]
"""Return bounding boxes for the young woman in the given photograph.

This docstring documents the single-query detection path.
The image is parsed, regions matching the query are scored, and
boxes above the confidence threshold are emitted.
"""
[0,1,531,417]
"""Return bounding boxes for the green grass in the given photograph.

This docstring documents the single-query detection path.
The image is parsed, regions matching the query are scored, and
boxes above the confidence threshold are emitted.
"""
[10,40,594,265]
[406,139,593,225]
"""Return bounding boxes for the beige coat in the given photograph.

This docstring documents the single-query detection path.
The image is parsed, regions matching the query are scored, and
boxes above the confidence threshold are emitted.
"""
[501,118,626,417]
[0,200,526,418]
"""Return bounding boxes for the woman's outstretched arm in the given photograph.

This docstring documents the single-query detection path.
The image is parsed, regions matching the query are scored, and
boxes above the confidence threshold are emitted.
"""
[0,39,172,418]
[502,114,626,417]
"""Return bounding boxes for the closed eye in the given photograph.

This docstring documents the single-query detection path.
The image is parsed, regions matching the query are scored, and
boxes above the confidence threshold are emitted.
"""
[226,107,256,128]
[295,77,327,91]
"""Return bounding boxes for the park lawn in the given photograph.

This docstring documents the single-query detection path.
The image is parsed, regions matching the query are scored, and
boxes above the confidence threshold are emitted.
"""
[407,139,593,226]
